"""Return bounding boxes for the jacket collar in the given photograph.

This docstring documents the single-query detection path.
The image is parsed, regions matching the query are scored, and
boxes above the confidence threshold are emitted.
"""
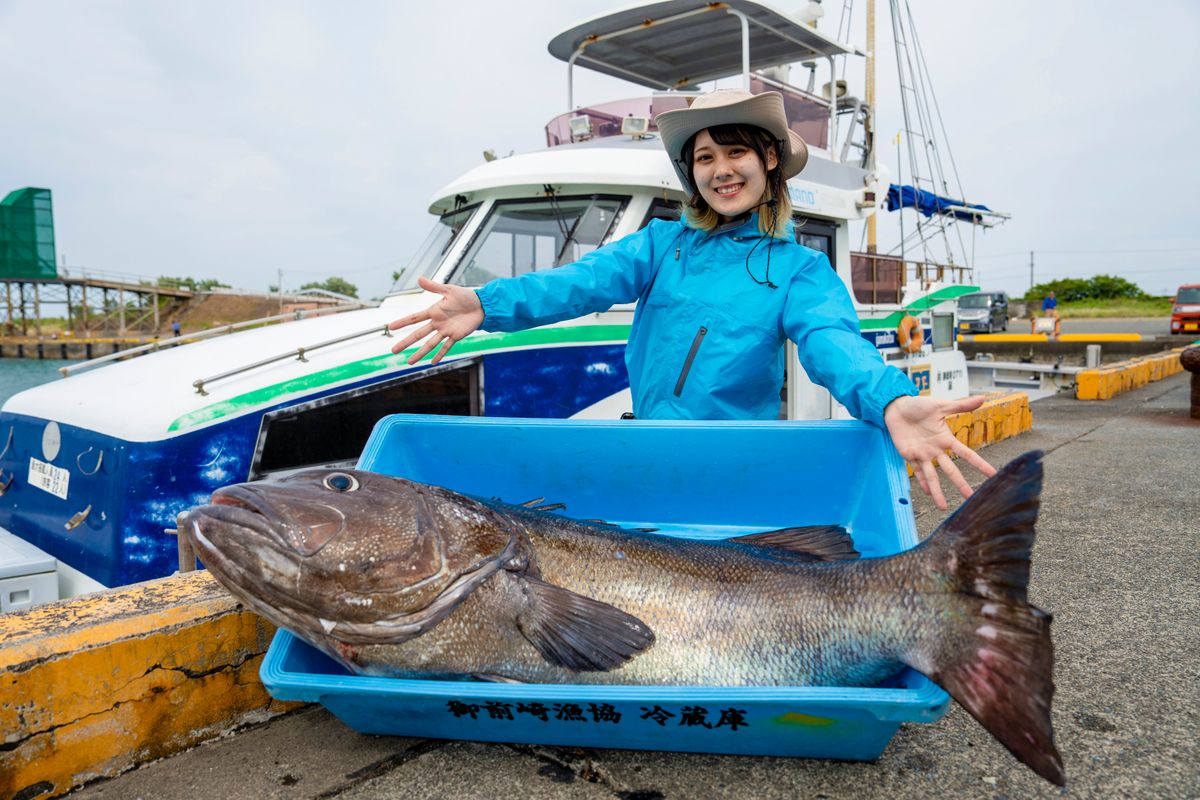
[706,212,795,240]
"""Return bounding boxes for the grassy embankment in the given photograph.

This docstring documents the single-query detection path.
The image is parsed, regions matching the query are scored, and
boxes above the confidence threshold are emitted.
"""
[1053,298,1174,318]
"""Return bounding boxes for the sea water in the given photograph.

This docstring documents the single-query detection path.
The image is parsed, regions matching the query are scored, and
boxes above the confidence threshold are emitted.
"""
[0,359,71,406]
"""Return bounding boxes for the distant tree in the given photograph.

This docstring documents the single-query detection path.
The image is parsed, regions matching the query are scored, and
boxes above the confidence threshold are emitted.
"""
[300,276,358,298]
[1025,274,1148,303]
[157,276,231,292]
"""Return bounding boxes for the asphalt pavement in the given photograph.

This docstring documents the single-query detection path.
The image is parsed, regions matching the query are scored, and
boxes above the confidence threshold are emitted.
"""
[70,373,1199,800]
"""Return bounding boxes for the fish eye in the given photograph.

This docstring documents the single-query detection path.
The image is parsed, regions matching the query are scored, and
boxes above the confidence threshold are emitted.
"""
[323,472,359,492]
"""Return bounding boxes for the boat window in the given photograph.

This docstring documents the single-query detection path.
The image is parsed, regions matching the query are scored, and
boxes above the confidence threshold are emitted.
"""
[931,313,956,351]
[794,216,836,267]
[850,252,904,304]
[448,195,626,286]
[641,199,681,227]
[250,361,481,478]
[394,204,478,291]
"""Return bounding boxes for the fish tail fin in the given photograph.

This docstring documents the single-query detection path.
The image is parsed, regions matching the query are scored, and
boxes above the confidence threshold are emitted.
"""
[906,450,1065,786]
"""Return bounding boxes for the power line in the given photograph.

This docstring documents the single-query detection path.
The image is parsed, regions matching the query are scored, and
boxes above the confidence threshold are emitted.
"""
[975,247,1200,259]
[985,264,1194,278]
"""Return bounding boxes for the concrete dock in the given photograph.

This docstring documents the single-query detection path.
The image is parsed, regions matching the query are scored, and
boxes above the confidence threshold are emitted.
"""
[41,374,1200,799]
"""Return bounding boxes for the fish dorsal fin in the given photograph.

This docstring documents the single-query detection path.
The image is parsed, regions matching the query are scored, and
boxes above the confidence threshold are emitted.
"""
[516,577,655,672]
[727,525,859,562]
[516,497,567,512]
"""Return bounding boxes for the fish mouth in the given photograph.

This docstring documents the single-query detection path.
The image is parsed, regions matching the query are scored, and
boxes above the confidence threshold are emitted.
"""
[181,508,333,642]
[208,483,347,556]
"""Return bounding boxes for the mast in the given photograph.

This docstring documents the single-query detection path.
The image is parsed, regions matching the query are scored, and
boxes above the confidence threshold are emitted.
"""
[865,0,877,254]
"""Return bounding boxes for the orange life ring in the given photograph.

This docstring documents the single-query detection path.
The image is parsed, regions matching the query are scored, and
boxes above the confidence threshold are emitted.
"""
[897,315,924,353]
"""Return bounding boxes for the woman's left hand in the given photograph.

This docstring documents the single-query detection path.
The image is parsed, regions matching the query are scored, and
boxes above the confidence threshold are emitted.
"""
[883,395,997,511]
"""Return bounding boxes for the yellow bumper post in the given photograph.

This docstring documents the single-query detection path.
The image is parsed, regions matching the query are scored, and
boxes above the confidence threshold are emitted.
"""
[1075,349,1185,400]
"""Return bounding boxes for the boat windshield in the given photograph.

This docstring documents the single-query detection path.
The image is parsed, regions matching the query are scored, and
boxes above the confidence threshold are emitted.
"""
[394,205,478,291]
[448,195,625,286]
[958,294,992,308]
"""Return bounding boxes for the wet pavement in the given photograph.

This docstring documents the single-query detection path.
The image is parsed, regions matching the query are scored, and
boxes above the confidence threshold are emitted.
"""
[70,374,1199,800]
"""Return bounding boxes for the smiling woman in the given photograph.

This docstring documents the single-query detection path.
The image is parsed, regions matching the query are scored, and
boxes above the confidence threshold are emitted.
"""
[387,88,998,510]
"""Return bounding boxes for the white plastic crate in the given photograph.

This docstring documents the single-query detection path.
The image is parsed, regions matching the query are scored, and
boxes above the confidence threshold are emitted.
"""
[0,527,58,612]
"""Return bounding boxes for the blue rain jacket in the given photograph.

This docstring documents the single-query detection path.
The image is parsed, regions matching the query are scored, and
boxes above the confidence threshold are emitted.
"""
[475,215,917,427]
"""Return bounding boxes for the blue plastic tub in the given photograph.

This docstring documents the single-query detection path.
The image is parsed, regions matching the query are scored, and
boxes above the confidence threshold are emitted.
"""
[260,416,951,760]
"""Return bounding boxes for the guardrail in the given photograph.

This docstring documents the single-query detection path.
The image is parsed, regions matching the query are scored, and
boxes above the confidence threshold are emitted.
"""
[191,323,393,396]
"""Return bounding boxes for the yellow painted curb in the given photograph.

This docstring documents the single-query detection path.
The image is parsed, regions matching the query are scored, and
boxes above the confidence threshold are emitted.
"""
[0,571,299,800]
[1057,333,1142,342]
[969,334,1049,343]
[1075,349,1185,400]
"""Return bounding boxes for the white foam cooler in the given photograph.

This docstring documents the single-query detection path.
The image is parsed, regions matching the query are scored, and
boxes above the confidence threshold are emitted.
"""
[0,527,59,612]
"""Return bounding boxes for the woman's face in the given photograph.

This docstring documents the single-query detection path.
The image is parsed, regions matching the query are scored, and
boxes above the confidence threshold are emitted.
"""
[690,129,779,221]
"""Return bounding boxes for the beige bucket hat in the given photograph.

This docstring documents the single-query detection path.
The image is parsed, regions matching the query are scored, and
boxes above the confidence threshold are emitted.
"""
[655,89,809,193]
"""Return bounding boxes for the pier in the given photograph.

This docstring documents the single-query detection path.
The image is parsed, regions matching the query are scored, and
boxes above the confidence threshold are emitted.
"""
[1,272,192,339]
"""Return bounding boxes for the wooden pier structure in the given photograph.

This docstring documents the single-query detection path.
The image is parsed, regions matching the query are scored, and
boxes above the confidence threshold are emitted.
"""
[1,273,193,337]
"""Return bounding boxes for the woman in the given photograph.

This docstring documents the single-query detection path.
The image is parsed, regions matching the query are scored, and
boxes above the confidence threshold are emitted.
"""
[387,90,994,509]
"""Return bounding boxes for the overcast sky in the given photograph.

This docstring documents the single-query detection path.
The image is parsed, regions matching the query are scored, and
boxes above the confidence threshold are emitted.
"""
[1,0,1196,300]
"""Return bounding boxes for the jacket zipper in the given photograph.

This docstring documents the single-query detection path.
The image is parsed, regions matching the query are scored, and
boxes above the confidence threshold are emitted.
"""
[674,326,707,397]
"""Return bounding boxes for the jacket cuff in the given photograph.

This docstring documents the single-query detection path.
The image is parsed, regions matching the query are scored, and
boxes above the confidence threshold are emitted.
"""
[869,369,920,429]
[475,285,503,332]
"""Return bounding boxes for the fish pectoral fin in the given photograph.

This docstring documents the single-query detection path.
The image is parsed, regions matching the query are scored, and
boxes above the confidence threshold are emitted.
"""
[728,525,859,561]
[516,576,655,672]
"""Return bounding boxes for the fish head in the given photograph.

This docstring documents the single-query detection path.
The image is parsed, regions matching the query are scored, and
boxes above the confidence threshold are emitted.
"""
[180,469,520,644]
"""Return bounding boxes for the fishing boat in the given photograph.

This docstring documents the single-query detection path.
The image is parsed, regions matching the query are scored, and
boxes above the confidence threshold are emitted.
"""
[0,0,1002,596]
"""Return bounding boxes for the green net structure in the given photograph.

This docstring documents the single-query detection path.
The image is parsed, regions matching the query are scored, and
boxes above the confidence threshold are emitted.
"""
[0,188,57,280]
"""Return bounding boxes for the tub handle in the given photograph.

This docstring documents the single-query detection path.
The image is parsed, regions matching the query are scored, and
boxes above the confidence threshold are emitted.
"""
[77,448,104,476]
[64,504,92,531]
[0,426,12,461]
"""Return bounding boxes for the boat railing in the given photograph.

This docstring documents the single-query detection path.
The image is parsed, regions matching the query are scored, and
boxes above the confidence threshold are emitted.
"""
[58,302,374,379]
[191,322,393,396]
[851,252,973,305]
[545,75,831,149]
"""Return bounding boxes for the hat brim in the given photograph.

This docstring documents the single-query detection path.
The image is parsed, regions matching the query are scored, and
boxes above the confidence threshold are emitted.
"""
[654,92,809,193]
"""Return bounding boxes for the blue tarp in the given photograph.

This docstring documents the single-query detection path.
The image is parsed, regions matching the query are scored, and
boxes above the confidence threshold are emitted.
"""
[886,184,992,223]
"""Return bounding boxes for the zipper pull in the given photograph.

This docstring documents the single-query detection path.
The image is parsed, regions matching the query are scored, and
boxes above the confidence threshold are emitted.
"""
[675,246,681,260]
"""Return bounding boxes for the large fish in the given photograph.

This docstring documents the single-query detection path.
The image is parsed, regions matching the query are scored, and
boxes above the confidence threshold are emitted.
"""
[180,451,1063,785]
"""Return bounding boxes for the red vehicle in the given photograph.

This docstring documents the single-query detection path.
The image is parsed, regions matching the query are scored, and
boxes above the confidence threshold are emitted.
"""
[1171,284,1200,335]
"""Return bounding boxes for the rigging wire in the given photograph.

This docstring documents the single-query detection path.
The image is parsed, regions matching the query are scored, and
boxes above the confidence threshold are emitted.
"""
[904,0,970,267]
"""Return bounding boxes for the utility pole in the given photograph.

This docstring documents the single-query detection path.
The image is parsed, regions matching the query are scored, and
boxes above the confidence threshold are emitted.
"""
[1029,250,1034,291]
[278,268,283,314]
[865,0,877,254]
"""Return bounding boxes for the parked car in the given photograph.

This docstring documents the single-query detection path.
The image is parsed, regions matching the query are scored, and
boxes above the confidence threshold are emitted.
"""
[1170,284,1200,335]
[957,291,1010,333]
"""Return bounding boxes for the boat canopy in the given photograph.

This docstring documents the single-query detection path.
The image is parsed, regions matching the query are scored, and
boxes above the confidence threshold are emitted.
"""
[547,0,860,92]
[885,184,1009,226]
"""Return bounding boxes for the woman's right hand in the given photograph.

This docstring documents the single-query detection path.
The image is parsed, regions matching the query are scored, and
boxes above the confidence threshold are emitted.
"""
[387,276,485,364]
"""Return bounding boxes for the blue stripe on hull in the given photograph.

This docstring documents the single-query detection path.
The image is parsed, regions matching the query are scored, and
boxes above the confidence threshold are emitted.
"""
[484,345,628,417]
